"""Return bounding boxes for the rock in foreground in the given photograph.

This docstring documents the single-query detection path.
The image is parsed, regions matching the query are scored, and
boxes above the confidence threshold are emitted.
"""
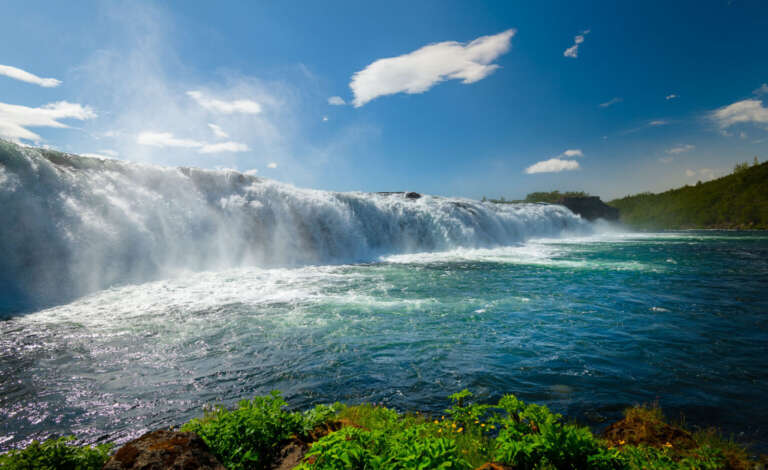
[103,429,225,470]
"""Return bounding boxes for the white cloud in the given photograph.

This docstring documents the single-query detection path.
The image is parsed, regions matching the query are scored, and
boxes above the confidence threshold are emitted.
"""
[208,123,229,138]
[199,141,249,154]
[685,169,696,177]
[525,158,580,174]
[322,116,329,122]
[328,96,346,106]
[666,144,695,154]
[244,169,259,176]
[0,64,61,87]
[267,162,278,168]
[137,131,201,148]
[137,131,249,154]
[187,90,262,114]
[525,149,584,174]
[0,101,96,142]
[561,149,583,158]
[659,156,673,164]
[710,99,768,128]
[666,94,678,100]
[599,97,622,108]
[753,84,768,95]
[350,29,516,107]
[563,30,590,58]
[649,120,668,126]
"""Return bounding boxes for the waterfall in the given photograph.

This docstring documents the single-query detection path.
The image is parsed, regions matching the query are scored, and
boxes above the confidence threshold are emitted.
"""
[0,140,590,311]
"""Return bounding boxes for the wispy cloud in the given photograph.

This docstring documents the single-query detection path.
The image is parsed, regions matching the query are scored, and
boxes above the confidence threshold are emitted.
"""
[649,120,668,126]
[328,96,346,106]
[267,162,278,169]
[187,90,262,114]
[563,30,590,58]
[753,84,768,95]
[665,94,678,100]
[561,149,583,158]
[685,168,721,181]
[137,131,249,154]
[525,149,583,174]
[350,29,516,107]
[199,141,249,154]
[0,101,96,142]
[137,131,201,148]
[599,97,622,108]
[666,144,695,154]
[208,123,229,138]
[0,64,61,87]
[710,99,768,128]
[65,1,304,174]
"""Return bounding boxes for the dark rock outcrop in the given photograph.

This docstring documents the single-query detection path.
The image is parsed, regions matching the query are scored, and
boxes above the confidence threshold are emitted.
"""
[556,196,619,221]
[375,191,422,200]
[103,430,225,470]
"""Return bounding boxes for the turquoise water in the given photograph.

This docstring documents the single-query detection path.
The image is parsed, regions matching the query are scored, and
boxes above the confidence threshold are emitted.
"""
[1,231,767,451]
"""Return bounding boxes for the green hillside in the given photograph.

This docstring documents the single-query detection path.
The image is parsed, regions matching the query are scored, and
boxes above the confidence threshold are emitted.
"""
[609,159,768,229]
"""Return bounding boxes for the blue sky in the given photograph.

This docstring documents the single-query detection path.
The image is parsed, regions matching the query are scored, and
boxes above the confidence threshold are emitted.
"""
[1,0,767,200]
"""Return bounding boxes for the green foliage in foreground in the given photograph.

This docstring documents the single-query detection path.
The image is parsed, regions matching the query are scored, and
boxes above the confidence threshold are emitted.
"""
[297,391,740,470]
[180,391,341,470]
[0,436,112,470]
[610,159,768,229]
[1,391,756,470]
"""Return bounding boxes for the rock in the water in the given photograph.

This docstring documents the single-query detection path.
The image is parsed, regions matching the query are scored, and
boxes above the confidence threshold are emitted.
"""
[405,192,421,199]
[103,430,225,470]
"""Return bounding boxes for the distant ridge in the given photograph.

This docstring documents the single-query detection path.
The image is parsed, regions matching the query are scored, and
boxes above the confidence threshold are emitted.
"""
[609,160,768,229]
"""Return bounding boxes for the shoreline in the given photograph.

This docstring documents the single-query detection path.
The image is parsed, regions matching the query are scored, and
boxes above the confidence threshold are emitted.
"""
[2,391,765,469]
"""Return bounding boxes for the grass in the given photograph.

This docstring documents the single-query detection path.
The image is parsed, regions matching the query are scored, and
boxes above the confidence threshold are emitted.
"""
[0,436,112,470]
[1,391,762,470]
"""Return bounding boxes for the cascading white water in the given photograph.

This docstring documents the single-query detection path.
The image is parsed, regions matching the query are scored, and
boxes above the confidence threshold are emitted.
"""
[0,140,591,311]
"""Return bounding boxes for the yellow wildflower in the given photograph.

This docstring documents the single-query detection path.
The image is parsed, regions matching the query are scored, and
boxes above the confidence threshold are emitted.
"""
[474,420,479,424]
[481,423,485,427]
[434,420,439,425]
[618,440,626,445]
[451,423,456,428]
[490,425,495,429]
[457,427,463,433]
[663,442,673,448]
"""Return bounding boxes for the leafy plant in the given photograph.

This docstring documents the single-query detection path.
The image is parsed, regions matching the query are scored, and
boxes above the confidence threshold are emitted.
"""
[446,390,490,428]
[298,424,472,470]
[181,391,338,470]
[0,436,112,470]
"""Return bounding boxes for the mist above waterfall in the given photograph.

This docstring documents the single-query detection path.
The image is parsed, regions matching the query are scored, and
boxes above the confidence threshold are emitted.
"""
[0,140,591,312]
